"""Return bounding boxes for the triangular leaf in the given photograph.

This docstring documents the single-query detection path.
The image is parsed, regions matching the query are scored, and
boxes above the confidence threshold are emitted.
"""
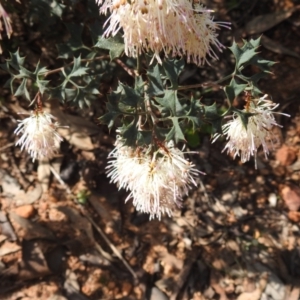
[14,78,30,100]
[95,35,124,60]
[155,90,183,116]
[166,117,186,143]
[224,78,248,104]
[147,63,164,96]
[64,56,89,78]
[162,58,184,89]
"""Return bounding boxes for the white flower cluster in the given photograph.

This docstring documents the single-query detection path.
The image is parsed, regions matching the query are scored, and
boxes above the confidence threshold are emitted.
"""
[213,95,289,168]
[107,138,200,219]
[96,0,229,65]
[0,2,13,53]
[14,110,63,162]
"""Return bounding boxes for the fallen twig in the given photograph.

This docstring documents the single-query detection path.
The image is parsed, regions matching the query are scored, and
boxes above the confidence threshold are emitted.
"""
[81,209,137,280]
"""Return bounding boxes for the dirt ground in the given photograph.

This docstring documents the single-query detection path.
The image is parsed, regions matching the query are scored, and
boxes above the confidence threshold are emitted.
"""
[1,0,300,299]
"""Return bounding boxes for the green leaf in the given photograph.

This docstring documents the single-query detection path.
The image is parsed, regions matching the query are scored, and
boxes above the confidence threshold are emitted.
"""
[185,115,201,131]
[36,78,49,94]
[119,119,139,146]
[63,56,89,78]
[166,117,186,143]
[228,40,243,65]
[238,48,258,68]
[8,50,25,70]
[14,79,30,100]
[203,102,222,133]
[185,128,200,148]
[224,78,248,104]
[249,37,261,48]
[185,96,203,129]
[134,76,145,96]
[155,90,183,116]
[232,108,254,130]
[99,110,121,130]
[162,58,184,89]
[137,130,152,146]
[147,63,164,96]
[119,83,142,107]
[95,35,124,60]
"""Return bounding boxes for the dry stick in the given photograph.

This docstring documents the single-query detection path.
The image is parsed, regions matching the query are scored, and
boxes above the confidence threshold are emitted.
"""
[170,253,198,300]
[81,209,138,280]
[0,142,14,151]
[49,165,72,194]
[115,58,138,77]
[49,165,135,275]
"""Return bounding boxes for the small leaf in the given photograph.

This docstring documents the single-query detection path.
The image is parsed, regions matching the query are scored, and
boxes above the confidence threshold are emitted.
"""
[155,90,183,116]
[36,78,49,95]
[203,102,222,133]
[185,128,200,148]
[147,63,164,96]
[162,58,184,89]
[166,117,186,143]
[119,119,139,146]
[14,79,30,100]
[95,35,124,60]
[232,108,254,130]
[229,40,243,64]
[238,48,258,68]
[224,78,248,104]
[119,83,142,107]
[99,110,121,130]
[64,56,89,78]
[134,76,145,96]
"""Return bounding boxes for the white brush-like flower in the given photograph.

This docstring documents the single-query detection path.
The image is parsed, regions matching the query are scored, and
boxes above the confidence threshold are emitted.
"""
[213,95,290,168]
[107,138,200,219]
[96,0,229,65]
[0,3,13,53]
[14,109,63,161]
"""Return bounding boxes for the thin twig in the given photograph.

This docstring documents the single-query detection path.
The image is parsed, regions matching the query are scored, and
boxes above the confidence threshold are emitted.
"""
[81,209,138,280]
[145,85,159,125]
[48,165,135,276]
[115,58,138,77]
[0,142,14,151]
[177,74,233,91]
[49,165,72,194]
[170,252,198,300]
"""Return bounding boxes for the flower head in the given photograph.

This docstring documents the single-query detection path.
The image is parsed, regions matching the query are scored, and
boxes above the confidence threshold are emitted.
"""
[213,95,290,168]
[14,109,63,161]
[96,0,229,65]
[107,138,200,219]
[0,3,13,53]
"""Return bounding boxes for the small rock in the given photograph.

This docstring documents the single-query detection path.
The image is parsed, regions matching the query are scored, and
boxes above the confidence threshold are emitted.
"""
[281,185,300,211]
[13,205,35,219]
[276,145,297,166]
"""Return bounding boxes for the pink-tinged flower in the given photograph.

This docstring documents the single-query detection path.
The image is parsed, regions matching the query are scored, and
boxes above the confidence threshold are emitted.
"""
[14,109,63,161]
[107,138,201,219]
[96,0,229,65]
[0,3,13,53]
[213,95,290,168]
